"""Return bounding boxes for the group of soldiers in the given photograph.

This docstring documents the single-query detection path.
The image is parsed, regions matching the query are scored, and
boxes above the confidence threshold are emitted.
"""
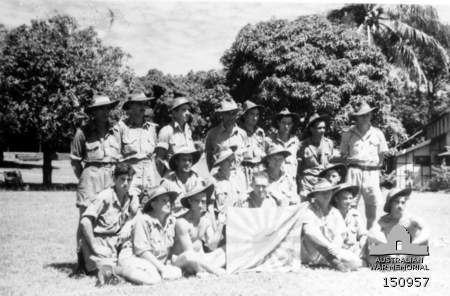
[70,92,429,285]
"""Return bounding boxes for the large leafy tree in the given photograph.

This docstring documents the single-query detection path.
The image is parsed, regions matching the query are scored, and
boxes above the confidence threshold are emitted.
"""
[0,15,131,185]
[328,4,450,133]
[138,69,231,140]
[221,15,407,144]
[327,4,449,86]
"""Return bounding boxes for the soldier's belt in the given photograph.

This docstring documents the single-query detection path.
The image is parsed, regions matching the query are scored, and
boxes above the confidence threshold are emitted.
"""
[85,162,116,168]
[348,163,381,171]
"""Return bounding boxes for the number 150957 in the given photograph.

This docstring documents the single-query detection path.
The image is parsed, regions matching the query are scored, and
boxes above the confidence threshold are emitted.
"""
[383,277,429,287]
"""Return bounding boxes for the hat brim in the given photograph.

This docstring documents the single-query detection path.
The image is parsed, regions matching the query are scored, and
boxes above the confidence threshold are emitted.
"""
[171,101,191,111]
[318,163,347,179]
[216,107,239,113]
[142,191,179,211]
[331,185,359,206]
[169,150,201,171]
[239,105,264,118]
[306,185,339,201]
[180,182,214,208]
[383,187,412,213]
[86,100,120,110]
[275,112,300,124]
[122,98,154,110]
[351,107,377,117]
[306,115,329,129]
[213,152,235,167]
[262,150,291,164]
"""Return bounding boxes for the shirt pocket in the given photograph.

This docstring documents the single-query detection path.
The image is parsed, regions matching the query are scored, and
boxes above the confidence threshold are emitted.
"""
[122,133,139,156]
[85,141,104,161]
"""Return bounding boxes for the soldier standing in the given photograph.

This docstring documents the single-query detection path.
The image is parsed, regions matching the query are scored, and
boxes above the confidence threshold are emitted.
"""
[70,94,121,274]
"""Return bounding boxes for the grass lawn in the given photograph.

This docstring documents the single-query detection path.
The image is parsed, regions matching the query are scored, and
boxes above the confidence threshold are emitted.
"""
[1,191,449,296]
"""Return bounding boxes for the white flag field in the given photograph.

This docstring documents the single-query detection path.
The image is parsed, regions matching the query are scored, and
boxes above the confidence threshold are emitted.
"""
[226,206,303,274]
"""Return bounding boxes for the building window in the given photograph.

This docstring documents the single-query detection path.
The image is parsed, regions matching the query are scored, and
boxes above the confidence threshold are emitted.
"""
[414,156,431,166]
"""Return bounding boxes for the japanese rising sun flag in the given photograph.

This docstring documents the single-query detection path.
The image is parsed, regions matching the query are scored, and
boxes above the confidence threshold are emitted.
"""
[226,205,303,274]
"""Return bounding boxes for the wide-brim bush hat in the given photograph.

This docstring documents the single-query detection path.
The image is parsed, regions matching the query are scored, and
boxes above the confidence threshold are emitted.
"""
[86,94,119,110]
[171,97,191,111]
[141,186,179,212]
[216,98,239,113]
[123,92,154,109]
[180,180,214,208]
[331,183,359,207]
[306,179,339,201]
[306,113,329,130]
[213,148,235,167]
[275,108,300,124]
[383,187,412,213]
[169,146,201,171]
[318,163,347,180]
[239,100,264,119]
[261,144,291,164]
[351,101,377,117]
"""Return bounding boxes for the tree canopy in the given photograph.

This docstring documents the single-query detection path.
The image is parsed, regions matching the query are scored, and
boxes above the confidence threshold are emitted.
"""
[221,15,407,143]
[0,15,131,184]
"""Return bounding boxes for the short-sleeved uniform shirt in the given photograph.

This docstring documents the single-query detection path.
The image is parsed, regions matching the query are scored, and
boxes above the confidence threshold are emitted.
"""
[301,201,346,265]
[205,124,247,170]
[342,208,367,252]
[267,133,301,181]
[213,173,242,211]
[340,125,388,166]
[298,137,334,176]
[266,172,299,206]
[82,187,131,235]
[130,213,176,261]
[158,121,194,155]
[238,192,277,208]
[115,120,157,161]
[241,126,267,163]
[161,171,201,211]
[377,214,424,241]
[70,123,121,164]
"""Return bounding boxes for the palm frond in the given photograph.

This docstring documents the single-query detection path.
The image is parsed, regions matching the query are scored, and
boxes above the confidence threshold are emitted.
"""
[384,20,449,65]
[393,42,427,86]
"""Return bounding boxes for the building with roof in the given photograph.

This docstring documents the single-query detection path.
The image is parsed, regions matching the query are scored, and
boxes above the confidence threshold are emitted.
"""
[395,109,450,188]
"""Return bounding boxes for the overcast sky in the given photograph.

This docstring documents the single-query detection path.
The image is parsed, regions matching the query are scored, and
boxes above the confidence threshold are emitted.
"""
[1,0,450,75]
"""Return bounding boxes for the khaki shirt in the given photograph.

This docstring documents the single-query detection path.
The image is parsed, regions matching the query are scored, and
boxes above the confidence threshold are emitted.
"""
[241,126,267,163]
[301,201,346,265]
[238,192,277,208]
[131,213,176,261]
[82,187,131,235]
[70,123,121,163]
[213,173,244,211]
[267,133,301,180]
[161,171,201,211]
[266,172,299,205]
[158,121,194,155]
[340,125,388,166]
[115,120,157,161]
[298,137,334,176]
[205,124,247,170]
[342,208,366,252]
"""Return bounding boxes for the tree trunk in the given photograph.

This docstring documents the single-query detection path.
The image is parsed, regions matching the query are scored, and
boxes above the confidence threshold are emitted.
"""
[42,146,53,186]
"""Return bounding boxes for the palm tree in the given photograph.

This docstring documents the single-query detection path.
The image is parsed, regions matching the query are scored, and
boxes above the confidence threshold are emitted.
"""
[328,4,449,86]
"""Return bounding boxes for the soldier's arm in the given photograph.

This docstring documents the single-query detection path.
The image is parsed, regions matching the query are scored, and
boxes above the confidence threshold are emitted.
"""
[367,221,387,244]
[174,219,194,252]
[410,217,429,245]
[204,131,215,171]
[70,129,85,179]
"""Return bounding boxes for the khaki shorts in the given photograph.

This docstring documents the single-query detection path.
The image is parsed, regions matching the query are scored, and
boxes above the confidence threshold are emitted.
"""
[80,234,118,272]
[76,165,114,208]
[346,167,383,207]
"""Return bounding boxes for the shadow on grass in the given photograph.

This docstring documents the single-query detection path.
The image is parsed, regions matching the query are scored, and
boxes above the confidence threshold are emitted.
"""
[0,160,44,169]
[45,262,78,275]
[0,183,77,191]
